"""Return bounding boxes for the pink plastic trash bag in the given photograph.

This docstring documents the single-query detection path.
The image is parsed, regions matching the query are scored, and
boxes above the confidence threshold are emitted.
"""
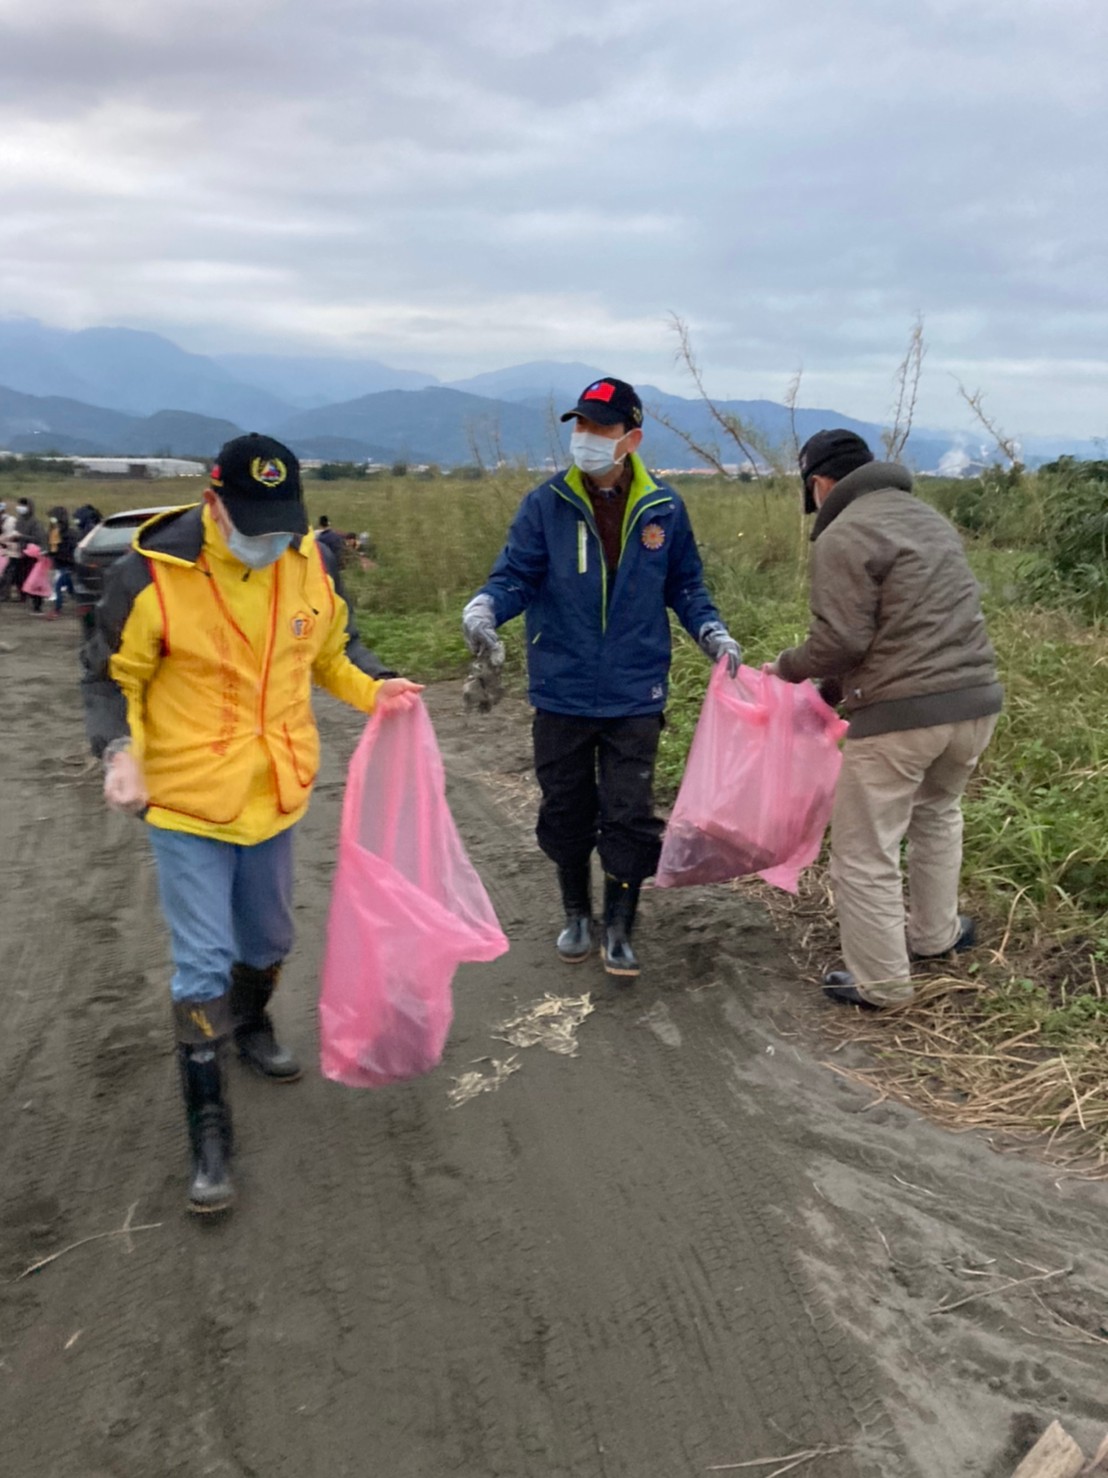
[320,699,508,1087]
[655,663,848,895]
[21,549,54,599]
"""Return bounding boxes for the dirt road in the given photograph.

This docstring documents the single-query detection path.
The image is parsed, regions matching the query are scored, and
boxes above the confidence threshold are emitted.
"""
[1,615,1106,1478]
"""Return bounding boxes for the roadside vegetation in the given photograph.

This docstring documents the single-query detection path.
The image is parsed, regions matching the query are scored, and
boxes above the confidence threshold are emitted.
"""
[33,457,1108,1169]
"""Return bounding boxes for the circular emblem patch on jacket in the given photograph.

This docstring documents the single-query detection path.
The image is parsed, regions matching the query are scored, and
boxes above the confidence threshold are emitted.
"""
[251,457,287,487]
[641,522,665,551]
[290,610,315,639]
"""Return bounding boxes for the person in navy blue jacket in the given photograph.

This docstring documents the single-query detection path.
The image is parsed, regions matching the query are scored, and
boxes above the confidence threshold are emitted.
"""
[463,376,741,980]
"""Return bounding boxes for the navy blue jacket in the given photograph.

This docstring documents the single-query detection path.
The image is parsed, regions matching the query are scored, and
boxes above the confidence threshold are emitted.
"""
[479,456,720,718]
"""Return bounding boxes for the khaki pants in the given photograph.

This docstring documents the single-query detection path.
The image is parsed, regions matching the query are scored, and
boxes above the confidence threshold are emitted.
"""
[829,715,998,997]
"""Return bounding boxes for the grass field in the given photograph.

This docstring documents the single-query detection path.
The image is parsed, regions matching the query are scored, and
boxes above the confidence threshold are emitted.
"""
[19,464,1108,1150]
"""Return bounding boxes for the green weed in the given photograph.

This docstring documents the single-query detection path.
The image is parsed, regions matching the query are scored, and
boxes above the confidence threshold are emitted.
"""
[977,976,1108,1046]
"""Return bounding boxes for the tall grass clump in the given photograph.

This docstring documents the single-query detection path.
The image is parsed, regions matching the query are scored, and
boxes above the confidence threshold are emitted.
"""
[331,473,533,616]
[923,466,1044,548]
[964,604,1108,919]
[1018,459,1108,619]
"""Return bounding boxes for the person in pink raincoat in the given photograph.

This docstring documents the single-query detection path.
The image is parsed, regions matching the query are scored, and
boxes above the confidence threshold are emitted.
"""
[21,542,54,613]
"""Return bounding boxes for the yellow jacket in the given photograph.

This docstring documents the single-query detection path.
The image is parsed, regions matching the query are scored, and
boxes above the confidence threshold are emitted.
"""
[81,504,381,844]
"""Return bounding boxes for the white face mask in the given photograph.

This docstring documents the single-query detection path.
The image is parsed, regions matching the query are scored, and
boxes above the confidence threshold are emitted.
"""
[227,527,294,569]
[17,503,29,515]
[570,428,626,477]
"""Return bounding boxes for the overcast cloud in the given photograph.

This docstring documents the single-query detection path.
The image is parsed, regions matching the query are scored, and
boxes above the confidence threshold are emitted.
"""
[0,0,1105,436]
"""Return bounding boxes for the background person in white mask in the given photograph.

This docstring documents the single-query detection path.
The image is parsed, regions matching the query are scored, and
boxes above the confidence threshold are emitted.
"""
[8,495,46,603]
[462,377,740,980]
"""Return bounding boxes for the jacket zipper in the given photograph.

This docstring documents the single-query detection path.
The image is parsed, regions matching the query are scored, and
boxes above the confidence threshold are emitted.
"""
[555,486,609,631]
[608,495,672,617]
[556,480,673,635]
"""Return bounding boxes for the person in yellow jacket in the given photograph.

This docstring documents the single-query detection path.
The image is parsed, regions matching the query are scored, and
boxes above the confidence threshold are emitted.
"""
[81,434,422,1216]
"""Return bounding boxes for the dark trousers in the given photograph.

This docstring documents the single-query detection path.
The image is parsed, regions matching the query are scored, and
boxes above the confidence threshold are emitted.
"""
[533,711,664,883]
[6,554,29,601]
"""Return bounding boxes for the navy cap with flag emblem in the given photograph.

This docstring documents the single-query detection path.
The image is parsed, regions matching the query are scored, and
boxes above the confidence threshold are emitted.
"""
[560,377,643,430]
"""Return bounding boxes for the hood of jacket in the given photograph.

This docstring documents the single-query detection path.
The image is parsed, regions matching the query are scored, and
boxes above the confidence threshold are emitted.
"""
[811,461,913,541]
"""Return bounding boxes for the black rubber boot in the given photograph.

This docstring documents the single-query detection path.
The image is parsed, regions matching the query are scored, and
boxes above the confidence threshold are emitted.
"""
[821,970,879,1009]
[555,861,593,962]
[229,961,302,1082]
[602,875,641,980]
[174,997,234,1216]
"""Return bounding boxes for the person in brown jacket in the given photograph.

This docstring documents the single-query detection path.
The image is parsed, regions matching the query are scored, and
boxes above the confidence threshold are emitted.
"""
[769,430,1003,1008]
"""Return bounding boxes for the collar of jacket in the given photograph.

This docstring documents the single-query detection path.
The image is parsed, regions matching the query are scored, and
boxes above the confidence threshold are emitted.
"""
[561,453,668,519]
[131,503,313,567]
[810,461,914,541]
[581,458,633,504]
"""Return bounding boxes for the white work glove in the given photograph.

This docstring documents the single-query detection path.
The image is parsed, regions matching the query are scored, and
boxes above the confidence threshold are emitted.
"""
[461,594,505,667]
[698,621,742,679]
[103,741,148,814]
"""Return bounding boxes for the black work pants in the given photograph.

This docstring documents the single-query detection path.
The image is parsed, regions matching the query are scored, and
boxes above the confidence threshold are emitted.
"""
[5,554,29,600]
[532,711,664,883]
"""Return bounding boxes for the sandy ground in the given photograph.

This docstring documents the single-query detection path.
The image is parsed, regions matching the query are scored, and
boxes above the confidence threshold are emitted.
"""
[0,611,1106,1478]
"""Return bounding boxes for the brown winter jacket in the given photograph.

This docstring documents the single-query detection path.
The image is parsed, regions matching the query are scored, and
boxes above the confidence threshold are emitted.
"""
[777,462,1003,739]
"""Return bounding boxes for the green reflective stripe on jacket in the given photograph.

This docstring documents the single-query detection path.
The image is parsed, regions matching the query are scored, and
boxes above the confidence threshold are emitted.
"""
[554,480,608,629]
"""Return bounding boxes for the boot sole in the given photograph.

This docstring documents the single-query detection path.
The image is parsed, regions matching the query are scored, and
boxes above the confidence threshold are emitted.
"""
[188,1193,235,1216]
[602,957,640,979]
[557,948,593,964]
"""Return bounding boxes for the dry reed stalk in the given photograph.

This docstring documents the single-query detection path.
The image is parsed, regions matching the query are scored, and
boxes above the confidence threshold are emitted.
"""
[737,871,1108,1177]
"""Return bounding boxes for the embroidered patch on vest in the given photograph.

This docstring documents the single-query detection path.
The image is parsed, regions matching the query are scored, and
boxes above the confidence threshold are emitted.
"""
[290,610,315,639]
[641,522,665,550]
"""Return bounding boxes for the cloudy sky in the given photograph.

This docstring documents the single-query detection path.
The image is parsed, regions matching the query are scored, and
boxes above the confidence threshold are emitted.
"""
[1,0,1105,437]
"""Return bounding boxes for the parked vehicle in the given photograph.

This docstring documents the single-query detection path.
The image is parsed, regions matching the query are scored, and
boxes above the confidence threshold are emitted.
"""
[75,507,175,629]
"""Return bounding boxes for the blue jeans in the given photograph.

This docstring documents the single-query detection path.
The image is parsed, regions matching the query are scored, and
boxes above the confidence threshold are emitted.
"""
[53,569,75,611]
[147,826,296,1002]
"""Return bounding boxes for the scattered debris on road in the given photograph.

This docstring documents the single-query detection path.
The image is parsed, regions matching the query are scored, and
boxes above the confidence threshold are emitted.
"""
[1009,1419,1108,1476]
[447,1055,520,1107]
[497,992,594,1056]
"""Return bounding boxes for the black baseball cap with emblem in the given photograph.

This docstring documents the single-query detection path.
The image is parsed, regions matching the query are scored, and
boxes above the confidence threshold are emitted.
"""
[798,429,874,515]
[560,377,644,430]
[210,432,309,537]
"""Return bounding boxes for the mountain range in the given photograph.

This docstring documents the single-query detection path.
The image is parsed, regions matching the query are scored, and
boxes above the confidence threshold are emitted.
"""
[0,317,1100,471]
